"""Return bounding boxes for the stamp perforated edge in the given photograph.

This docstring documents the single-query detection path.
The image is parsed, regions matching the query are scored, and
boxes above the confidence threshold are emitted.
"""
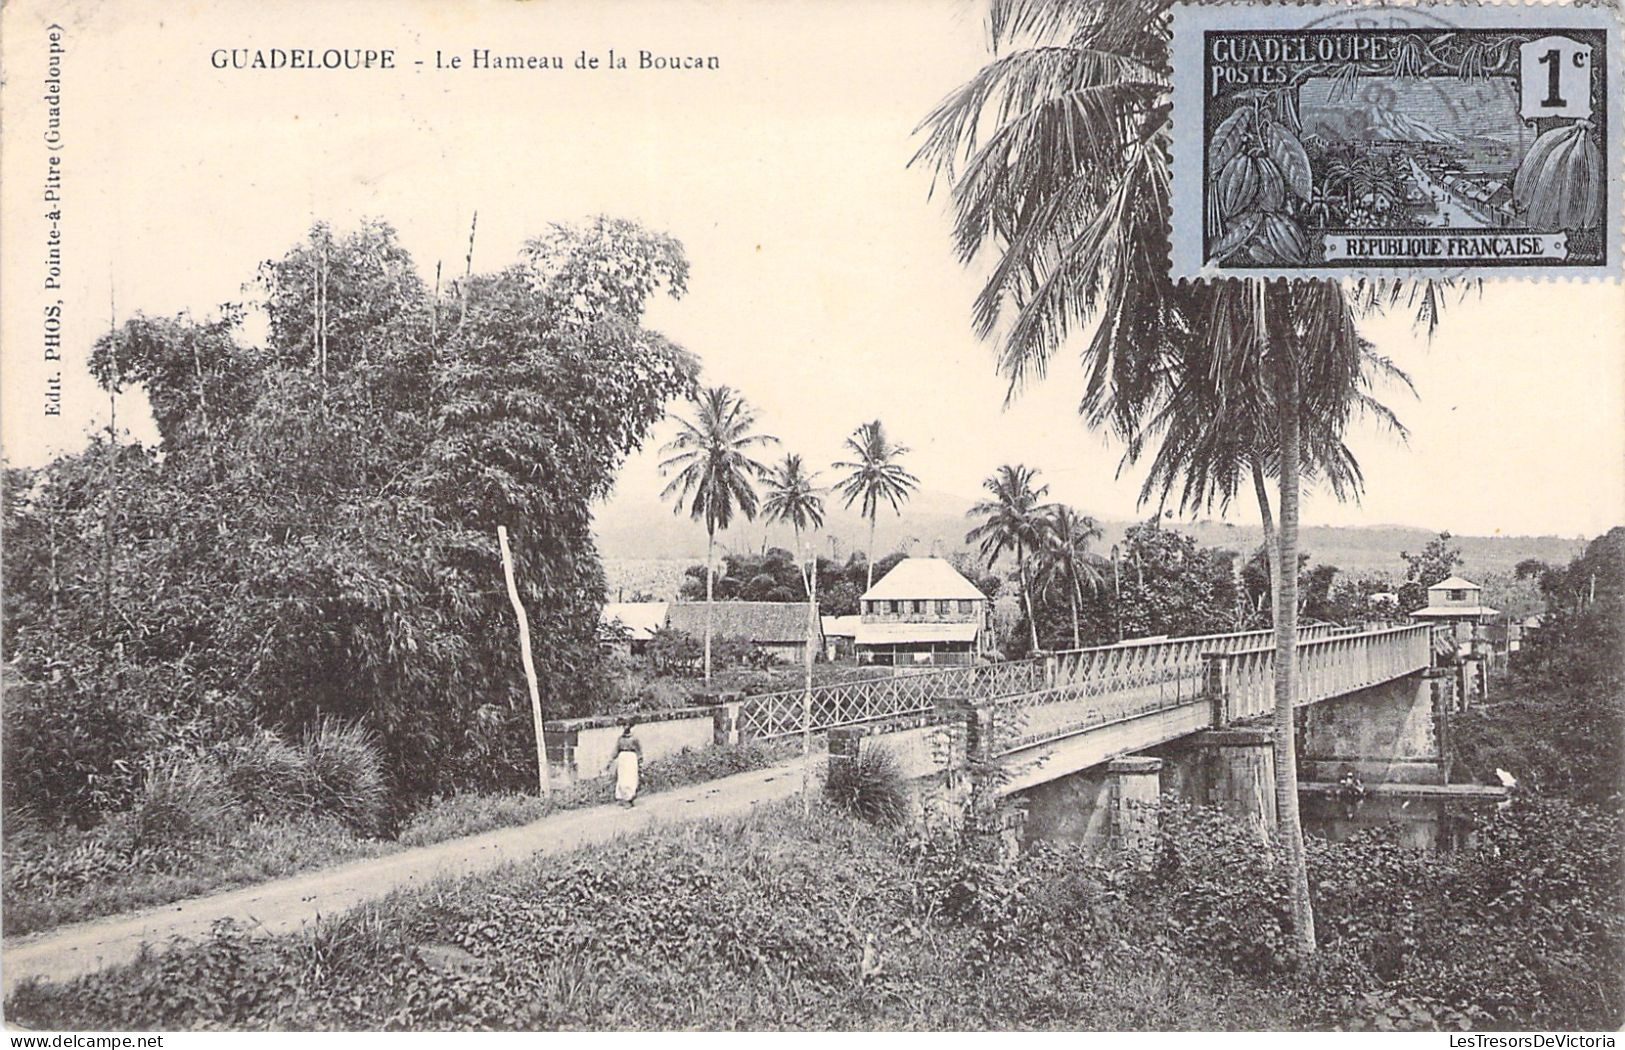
[1167,1,1624,282]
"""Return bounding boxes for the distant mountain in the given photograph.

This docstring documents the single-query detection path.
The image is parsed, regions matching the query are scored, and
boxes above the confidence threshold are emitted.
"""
[1305,103,1466,147]
[594,489,1590,586]
[593,485,986,563]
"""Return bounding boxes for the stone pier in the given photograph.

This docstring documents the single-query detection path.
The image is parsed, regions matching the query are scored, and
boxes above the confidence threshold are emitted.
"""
[1298,668,1454,785]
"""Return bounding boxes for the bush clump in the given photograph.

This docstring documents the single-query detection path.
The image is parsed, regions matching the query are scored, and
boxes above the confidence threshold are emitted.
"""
[297,719,388,834]
[825,744,909,826]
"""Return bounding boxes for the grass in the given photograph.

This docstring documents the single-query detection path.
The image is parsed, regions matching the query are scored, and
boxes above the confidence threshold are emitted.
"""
[3,801,1300,1031]
[3,815,395,938]
[3,738,804,938]
[7,792,1619,1031]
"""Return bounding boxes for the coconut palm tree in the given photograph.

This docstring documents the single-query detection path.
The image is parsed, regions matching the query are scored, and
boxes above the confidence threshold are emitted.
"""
[1037,505,1105,649]
[659,386,778,683]
[966,465,1052,655]
[914,0,1428,953]
[1122,314,1414,621]
[762,453,826,597]
[832,421,919,591]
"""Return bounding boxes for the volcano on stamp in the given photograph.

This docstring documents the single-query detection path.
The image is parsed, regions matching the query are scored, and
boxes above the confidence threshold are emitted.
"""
[1169,3,1622,280]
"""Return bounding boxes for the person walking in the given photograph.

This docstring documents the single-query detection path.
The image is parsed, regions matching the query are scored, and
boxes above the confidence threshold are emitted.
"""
[607,718,643,807]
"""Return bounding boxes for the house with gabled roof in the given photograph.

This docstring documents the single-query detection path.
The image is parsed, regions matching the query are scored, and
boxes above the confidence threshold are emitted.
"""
[665,600,820,664]
[855,557,992,666]
[599,601,668,657]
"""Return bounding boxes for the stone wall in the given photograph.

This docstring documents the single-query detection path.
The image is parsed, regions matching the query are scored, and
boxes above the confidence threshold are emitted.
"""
[544,706,720,785]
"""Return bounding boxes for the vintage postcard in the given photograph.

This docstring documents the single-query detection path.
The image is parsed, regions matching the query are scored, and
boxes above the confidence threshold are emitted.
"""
[1,0,1622,1039]
[1169,3,1622,278]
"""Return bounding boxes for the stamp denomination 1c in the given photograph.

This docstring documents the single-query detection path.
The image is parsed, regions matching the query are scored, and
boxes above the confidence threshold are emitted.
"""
[1169,3,1622,280]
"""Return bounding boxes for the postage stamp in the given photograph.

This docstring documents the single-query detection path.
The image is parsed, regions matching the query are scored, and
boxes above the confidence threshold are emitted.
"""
[1169,3,1622,280]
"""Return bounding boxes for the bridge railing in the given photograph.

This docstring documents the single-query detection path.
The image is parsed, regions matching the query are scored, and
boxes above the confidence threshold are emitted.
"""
[736,657,1047,739]
[1203,623,1434,723]
[736,623,1336,740]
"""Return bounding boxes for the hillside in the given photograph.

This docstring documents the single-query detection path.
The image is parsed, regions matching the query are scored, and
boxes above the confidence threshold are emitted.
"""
[595,493,1589,601]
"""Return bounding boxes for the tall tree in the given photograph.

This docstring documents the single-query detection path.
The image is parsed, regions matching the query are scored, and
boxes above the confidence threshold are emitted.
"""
[966,465,1052,654]
[833,420,919,591]
[4,218,698,815]
[1036,505,1104,649]
[761,453,826,598]
[911,0,1459,952]
[1123,295,1413,622]
[659,386,778,683]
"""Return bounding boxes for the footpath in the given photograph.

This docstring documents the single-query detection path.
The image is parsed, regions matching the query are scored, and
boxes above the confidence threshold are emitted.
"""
[1,757,813,995]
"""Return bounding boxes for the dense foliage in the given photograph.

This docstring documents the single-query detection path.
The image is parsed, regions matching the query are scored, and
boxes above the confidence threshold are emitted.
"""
[2,217,697,819]
[10,793,1618,1031]
[1453,527,1624,806]
[1020,521,1242,652]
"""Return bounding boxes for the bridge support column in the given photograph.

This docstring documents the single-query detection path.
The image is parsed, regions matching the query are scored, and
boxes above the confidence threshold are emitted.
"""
[1107,756,1162,858]
[1457,655,1486,709]
[1162,729,1277,834]
[1299,669,1450,785]
[1206,729,1277,833]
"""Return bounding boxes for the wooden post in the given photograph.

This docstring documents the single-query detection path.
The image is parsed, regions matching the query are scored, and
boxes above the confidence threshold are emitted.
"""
[498,525,551,796]
[802,549,818,815]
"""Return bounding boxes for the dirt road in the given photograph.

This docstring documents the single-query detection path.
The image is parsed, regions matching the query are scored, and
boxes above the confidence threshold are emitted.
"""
[2,757,813,995]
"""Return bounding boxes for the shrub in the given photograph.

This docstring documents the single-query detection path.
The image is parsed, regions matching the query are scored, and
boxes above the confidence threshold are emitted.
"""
[219,729,310,820]
[1,676,158,826]
[298,719,388,834]
[127,757,237,850]
[825,744,909,826]
[396,792,558,849]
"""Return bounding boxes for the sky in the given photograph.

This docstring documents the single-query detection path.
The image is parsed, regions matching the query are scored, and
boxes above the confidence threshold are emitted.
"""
[3,0,1621,540]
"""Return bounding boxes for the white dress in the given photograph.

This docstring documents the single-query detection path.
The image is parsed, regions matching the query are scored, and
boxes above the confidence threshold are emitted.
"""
[614,742,640,801]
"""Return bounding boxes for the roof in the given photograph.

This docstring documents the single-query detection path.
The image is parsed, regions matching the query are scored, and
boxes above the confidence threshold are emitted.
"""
[821,615,862,639]
[1428,576,1480,591]
[855,621,981,646]
[600,602,668,641]
[1411,605,1498,619]
[861,557,987,602]
[666,601,818,644]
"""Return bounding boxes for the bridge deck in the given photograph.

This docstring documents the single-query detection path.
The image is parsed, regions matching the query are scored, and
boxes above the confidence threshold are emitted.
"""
[782,622,1437,794]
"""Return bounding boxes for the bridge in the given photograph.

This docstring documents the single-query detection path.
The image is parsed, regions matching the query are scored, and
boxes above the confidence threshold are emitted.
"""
[549,620,1460,839]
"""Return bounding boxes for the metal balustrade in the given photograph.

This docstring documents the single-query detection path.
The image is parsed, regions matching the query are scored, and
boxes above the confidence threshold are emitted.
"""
[1201,623,1434,723]
[736,623,1338,741]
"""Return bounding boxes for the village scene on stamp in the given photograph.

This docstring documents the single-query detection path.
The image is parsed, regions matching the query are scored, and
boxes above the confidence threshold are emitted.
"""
[0,0,1621,1037]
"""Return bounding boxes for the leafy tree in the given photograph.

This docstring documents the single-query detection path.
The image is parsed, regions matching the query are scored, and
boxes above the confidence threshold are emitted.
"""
[1399,532,1464,612]
[659,385,778,683]
[833,421,919,592]
[2,217,697,815]
[1514,558,1552,580]
[1478,572,1545,622]
[966,465,1052,654]
[1023,521,1239,651]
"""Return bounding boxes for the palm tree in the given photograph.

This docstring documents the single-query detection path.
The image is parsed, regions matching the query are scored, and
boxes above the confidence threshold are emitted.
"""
[966,465,1051,654]
[832,421,919,591]
[762,453,826,597]
[913,0,1444,953]
[1037,505,1105,649]
[1122,312,1414,622]
[659,386,778,682]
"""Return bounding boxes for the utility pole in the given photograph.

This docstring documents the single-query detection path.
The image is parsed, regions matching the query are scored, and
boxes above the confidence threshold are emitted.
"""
[498,526,551,796]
